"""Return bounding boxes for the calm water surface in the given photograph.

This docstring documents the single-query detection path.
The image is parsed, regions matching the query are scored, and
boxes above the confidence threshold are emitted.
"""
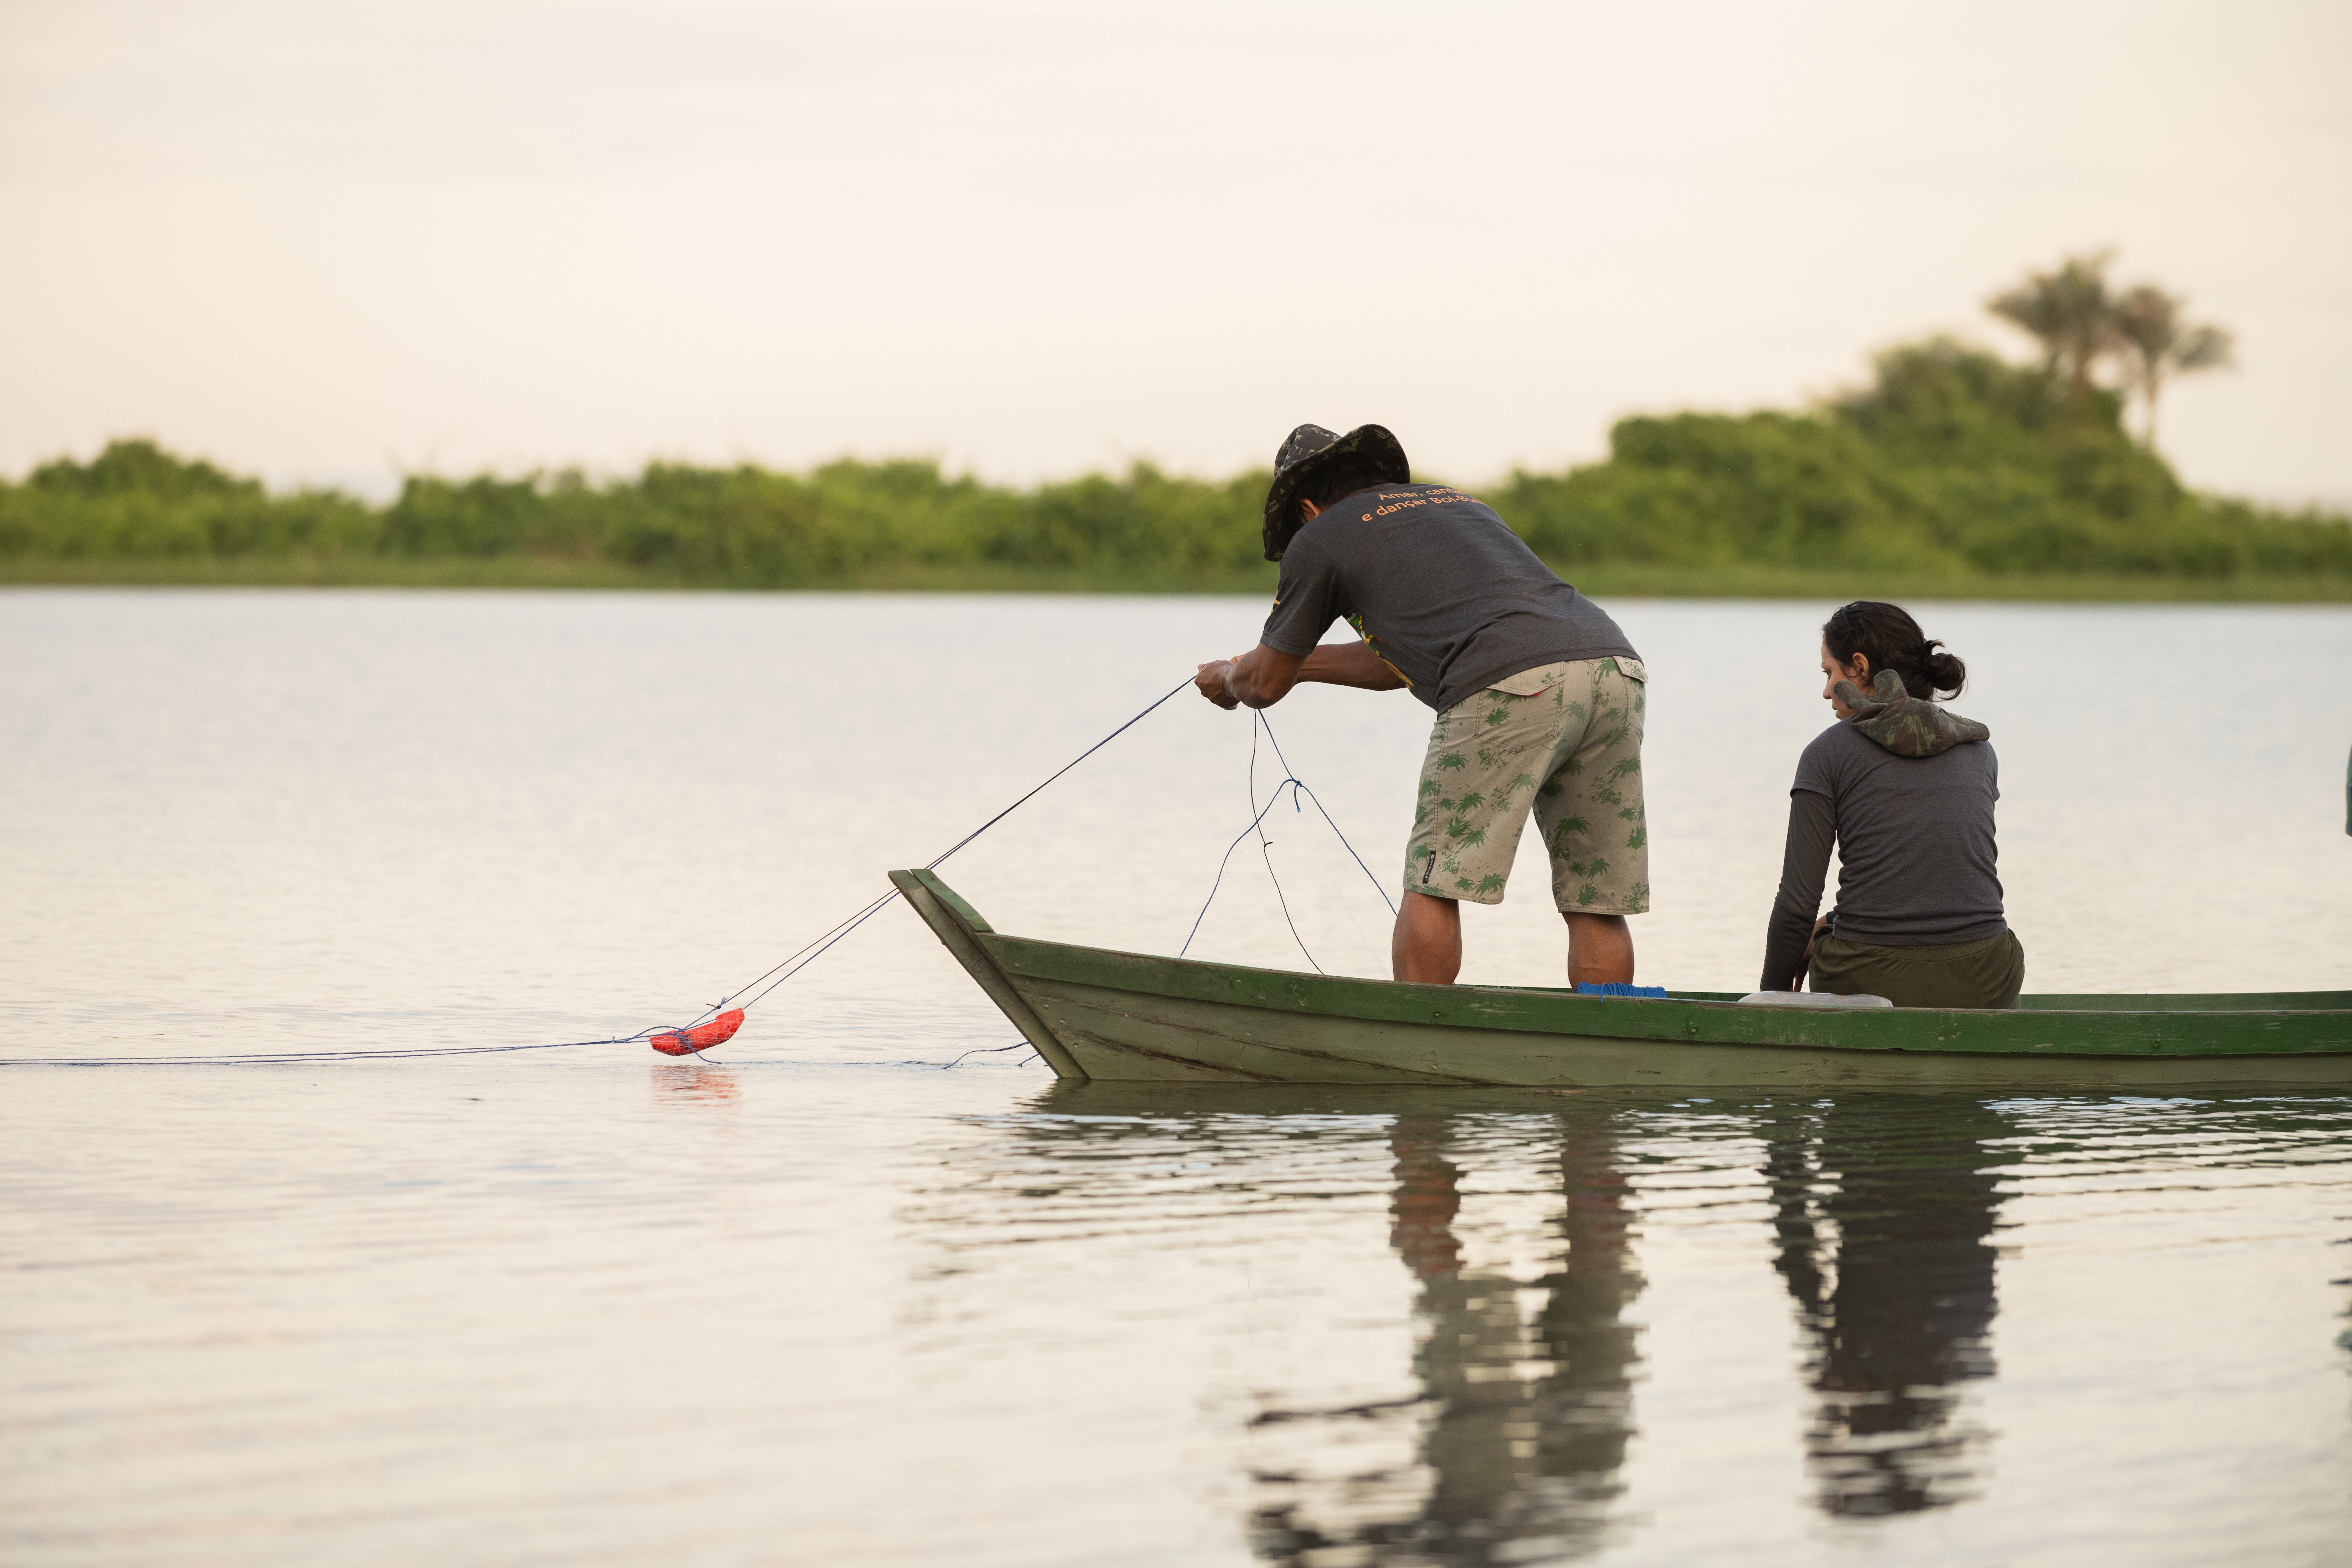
[4,591,2351,1565]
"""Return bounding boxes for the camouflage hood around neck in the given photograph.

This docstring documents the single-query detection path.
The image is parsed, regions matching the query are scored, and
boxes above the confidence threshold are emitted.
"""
[1833,669,1991,757]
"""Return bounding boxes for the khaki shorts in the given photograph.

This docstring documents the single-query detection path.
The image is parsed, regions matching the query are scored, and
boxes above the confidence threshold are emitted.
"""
[1404,657,1649,912]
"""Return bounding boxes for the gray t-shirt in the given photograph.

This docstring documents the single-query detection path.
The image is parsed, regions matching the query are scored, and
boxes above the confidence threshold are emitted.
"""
[1794,722,2007,945]
[1259,482,1636,713]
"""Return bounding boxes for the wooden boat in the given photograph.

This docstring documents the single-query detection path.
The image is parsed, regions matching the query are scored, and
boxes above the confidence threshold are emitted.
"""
[890,869,2352,1088]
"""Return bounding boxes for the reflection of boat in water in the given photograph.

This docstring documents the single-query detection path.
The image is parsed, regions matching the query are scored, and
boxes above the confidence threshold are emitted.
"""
[897,1084,2352,1557]
[895,869,2352,1087]
[1766,1097,2008,1516]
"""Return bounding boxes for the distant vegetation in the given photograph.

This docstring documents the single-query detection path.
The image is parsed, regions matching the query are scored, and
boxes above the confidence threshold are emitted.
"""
[1502,337,2346,584]
[7,259,2348,598]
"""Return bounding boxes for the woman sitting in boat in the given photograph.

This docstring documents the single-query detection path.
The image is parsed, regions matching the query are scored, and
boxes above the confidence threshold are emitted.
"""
[1759,601,2025,1008]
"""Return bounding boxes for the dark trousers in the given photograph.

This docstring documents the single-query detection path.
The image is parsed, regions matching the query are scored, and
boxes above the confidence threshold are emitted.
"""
[1810,929,2026,1010]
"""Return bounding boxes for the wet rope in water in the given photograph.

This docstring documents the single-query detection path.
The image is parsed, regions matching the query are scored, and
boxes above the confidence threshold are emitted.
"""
[6,1037,659,1069]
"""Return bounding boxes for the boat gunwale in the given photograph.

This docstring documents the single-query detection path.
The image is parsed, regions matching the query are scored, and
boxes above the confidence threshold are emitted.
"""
[893,870,2352,1064]
[986,934,2352,1060]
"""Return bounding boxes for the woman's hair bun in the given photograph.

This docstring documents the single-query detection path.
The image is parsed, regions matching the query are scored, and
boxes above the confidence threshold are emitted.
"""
[1920,643,1967,697]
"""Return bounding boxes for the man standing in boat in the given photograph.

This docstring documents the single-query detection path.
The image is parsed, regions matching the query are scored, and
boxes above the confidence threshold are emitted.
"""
[1195,423,1648,986]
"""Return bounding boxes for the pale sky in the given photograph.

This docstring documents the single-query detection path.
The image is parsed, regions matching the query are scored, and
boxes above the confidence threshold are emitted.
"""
[3,0,2347,504]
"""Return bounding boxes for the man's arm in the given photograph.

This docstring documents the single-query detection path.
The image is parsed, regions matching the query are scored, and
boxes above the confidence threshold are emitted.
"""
[1194,640,1407,710]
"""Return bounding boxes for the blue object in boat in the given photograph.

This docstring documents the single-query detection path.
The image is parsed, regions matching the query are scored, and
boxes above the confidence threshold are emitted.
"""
[1574,982,1668,999]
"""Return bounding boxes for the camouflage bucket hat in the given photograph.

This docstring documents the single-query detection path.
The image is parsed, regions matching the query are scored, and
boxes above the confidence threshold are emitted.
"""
[1261,422,1410,561]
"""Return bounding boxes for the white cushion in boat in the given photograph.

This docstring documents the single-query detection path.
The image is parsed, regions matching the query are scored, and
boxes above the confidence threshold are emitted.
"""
[1736,990,1894,1008]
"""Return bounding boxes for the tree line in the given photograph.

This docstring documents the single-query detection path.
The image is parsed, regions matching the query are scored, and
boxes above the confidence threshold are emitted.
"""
[5,258,2347,592]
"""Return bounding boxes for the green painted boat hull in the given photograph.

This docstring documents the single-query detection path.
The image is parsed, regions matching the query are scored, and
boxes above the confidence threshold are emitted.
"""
[890,870,2352,1088]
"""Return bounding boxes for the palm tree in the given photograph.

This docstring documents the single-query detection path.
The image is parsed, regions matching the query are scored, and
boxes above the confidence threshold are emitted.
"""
[2112,285,2235,447]
[1986,253,2118,398]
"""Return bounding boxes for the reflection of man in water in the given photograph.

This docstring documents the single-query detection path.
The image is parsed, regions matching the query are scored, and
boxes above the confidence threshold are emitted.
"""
[1764,1097,2009,1517]
[1252,1110,1642,1564]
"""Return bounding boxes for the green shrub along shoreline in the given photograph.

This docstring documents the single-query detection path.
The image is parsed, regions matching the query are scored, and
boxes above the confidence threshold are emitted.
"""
[7,340,2349,599]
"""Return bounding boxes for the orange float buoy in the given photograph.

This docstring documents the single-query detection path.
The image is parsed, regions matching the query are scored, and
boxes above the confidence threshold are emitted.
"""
[650,1008,744,1056]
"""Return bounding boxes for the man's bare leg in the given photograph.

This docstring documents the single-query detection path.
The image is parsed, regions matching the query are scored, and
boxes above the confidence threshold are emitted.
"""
[1393,892,1462,984]
[1563,912,1634,986]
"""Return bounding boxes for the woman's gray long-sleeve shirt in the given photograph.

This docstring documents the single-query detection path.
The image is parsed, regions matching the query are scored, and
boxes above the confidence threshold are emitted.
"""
[1758,715,2009,993]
